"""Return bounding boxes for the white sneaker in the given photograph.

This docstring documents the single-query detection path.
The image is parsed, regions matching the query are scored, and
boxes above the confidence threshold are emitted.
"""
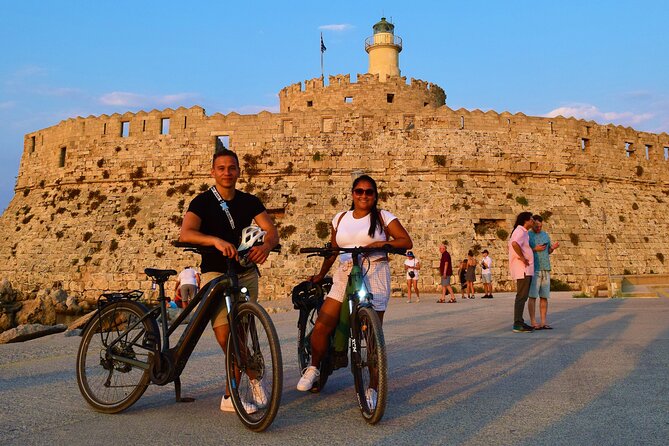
[296,366,320,391]
[250,378,268,408]
[365,388,377,410]
[220,395,258,414]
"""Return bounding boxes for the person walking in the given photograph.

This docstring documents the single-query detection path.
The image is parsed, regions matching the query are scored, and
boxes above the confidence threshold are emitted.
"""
[404,251,420,303]
[465,250,477,299]
[508,212,535,333]
[528,215,560,329]
[174,266,200,308]
[480,249,493,298]
[438,243,456,303]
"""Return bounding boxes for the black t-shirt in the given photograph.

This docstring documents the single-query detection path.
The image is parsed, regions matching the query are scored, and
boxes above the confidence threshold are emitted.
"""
[187,188,265,273]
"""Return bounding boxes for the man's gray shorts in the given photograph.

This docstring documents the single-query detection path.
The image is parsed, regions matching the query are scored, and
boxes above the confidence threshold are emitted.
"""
[441,276,451,286]
[481,273,492,284]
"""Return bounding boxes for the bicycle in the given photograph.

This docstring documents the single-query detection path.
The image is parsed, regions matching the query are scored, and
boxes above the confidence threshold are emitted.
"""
[75,239,283,432]
[294,243,405,424]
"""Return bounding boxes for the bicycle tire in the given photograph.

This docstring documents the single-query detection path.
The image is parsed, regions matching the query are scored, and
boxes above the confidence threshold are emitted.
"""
[351,306,387,424]
[297,307,331,392]
[76,301,157,413]
[225,302,283,432]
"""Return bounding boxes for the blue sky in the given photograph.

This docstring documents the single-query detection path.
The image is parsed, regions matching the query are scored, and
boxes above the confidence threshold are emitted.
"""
[1,0,668,212]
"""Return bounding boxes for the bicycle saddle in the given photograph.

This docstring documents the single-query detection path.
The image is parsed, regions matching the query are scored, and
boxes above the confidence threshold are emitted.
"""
[144,268,178,283]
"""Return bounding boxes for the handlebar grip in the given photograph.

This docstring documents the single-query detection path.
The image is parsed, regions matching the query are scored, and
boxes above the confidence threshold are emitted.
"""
[299,248,324,254]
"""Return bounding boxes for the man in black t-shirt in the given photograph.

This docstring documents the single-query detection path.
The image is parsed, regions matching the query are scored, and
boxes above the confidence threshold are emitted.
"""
[179,148,278,412]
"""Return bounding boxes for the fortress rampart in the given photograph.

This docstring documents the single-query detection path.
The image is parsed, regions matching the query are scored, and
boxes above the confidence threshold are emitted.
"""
[2,74,669,301]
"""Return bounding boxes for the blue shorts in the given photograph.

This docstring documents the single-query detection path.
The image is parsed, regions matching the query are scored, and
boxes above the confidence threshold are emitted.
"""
[529,270,550,298]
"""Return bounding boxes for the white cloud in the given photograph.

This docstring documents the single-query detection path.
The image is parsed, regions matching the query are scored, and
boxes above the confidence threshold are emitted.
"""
[0,101,16,110]
[99,91,199,108]
[318,24,353,32]
[545,103,654,128]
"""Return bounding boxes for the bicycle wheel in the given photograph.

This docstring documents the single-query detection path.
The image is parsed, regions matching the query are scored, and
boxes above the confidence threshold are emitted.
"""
[76,301,157,413]
[351,306,387,424]
[226,302,283,432]
[297,307,331,392]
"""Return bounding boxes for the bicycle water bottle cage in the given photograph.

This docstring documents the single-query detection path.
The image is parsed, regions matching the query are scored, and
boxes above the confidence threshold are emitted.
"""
[237,225,266,267]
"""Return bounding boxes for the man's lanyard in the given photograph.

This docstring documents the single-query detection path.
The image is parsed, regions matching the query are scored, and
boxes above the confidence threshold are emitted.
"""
[210,186,235,230]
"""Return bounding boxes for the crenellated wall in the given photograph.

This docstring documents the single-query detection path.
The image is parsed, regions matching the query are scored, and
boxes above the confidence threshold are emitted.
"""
[2,83,669,302]
[279,73,446,113]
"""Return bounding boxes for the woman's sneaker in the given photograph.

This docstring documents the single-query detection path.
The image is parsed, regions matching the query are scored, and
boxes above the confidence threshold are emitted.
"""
[220,395,258,414]
[365,388,377,410]
[297,366,320,391]
[250,378,268,408]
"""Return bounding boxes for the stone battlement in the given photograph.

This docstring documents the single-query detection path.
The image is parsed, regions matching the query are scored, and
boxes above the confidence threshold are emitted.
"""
[279,73,446,112]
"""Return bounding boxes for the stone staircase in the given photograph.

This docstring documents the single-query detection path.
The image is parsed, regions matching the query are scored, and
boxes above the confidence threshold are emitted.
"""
[610,274,669,298]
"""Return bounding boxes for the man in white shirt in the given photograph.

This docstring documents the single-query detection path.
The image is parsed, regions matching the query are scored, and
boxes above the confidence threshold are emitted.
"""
[175,266,200,307]
[480,249,493,298]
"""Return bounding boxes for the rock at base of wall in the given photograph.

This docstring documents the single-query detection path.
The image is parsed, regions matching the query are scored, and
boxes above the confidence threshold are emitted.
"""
[0,323,67,344]
[67,311,96,331]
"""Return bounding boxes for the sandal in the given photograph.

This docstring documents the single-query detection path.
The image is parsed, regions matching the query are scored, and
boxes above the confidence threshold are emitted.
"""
[540,324,553,330]
[447,299,457,303]
[437,299,446,303]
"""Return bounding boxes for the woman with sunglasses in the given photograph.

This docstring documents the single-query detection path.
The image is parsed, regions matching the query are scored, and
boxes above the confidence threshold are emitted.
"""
[297,174,412,392]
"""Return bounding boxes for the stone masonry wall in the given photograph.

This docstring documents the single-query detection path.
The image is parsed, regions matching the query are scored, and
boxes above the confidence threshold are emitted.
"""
[2,94,669,302]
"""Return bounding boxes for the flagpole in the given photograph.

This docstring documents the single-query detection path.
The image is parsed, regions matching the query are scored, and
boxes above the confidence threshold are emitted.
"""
[320,32,324,80]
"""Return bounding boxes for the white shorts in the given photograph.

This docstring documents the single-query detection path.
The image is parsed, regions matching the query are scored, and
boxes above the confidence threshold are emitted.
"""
[406,271,419,281]
[327,259,391,311]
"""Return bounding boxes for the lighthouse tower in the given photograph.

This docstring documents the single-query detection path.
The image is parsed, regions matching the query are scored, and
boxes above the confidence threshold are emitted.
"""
[365,17,402,81]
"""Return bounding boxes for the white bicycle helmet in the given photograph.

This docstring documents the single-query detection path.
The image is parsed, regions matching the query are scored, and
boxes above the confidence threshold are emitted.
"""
[237,225,266,267]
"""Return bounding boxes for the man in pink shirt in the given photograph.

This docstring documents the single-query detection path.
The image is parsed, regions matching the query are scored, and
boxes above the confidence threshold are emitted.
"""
[508,212,535,333]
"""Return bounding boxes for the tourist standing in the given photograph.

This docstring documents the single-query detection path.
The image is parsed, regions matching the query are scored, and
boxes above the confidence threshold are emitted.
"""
[508,212,535,333]
[404,251,421,303]
[480,249,493,298]
[528,215,560,329]
[458,259,468,299]
[438,243,456,303]
[465,250,477,299]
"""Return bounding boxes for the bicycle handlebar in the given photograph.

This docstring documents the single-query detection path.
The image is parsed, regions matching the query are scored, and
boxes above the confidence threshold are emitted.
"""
[172,241,282,255]
[299,244,406,257]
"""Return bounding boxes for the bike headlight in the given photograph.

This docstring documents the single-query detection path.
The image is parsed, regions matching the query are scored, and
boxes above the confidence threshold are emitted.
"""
[357,289,367,299]
[240,287,250,301]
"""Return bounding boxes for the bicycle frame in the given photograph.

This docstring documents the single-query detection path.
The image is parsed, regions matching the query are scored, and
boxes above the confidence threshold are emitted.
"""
[94,258,253,396]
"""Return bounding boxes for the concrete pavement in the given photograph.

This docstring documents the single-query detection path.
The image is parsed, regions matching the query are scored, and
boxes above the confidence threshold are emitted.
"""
[1,292,668,445]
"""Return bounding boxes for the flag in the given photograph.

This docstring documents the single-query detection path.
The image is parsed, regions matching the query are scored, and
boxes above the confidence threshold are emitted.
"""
[320,34,327,53]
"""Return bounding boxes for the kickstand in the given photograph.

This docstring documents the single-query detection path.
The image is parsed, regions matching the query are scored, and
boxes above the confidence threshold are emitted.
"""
[174,377,195,403]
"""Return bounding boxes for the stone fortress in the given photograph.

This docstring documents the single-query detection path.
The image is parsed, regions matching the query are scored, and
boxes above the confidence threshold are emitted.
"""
[2,18,669,305]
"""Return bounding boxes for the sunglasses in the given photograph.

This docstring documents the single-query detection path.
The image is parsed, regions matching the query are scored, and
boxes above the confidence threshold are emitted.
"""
[353,188,375,197]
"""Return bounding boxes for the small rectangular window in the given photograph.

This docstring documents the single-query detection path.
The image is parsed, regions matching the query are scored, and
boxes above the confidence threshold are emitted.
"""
[664,147,669,160]
[216,135,230,151]
[645,144,651,159]
[103,123,107,135]
[30,136,36,153]
[121,121,130,138]
[625,142,634,157]
[387,93,394,103]
[306,100,313,107]
[460,116,465,129]
[581,138,590,152]
[161,118,170,135]
[344,97,353,104]
[142,120,146,132]
[59,147,67,167]
[184,116,188,129]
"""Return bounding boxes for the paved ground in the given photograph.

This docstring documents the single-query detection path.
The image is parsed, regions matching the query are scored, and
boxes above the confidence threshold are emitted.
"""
[1,292,668,445]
